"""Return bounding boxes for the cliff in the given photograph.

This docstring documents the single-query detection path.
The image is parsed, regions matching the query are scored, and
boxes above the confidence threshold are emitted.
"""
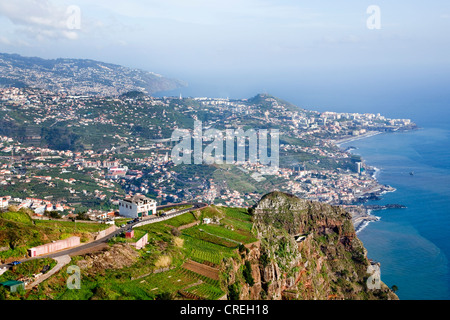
[222,191,398,300]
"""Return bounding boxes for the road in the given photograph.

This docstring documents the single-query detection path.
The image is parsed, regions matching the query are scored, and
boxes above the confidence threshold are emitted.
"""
[25,255,71,289]
[0,202,208,270]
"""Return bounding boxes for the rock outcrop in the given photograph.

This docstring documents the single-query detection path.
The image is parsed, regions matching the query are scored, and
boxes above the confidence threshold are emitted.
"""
[224,191,398,300]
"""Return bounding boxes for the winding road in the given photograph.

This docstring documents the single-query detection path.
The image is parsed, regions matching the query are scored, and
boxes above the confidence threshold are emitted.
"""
[0,202,208,271]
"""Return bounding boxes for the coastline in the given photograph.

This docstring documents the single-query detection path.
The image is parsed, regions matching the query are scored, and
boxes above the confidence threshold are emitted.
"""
[343,206,381,234]
[333,130,392,232]
[334,130,383,147]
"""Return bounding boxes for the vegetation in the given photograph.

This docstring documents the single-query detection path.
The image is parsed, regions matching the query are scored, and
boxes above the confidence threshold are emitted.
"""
[242,261,255,286]
[0,198,396,301]
[1,207,255,300]
[0,209,109,262]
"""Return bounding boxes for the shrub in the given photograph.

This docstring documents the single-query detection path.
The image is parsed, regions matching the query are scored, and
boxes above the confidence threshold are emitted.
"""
[154,255,172,269]
[238,244,249,254]
[243,261,255,286]
[228,283,240,300]
[171,227,181,237]
[260,252,270,268]
[156,292,174,300]
[173,237,184,248]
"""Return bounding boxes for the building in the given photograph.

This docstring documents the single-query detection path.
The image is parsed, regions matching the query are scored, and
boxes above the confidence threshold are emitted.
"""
[125,229,134,239]
[106,166,128,179]
[119,194,157,218]
[356,162,362,175]
[0,196,10,209]
[0,280,25,293]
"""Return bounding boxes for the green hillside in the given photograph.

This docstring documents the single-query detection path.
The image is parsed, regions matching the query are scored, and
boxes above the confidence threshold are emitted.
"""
[0,209,109,263]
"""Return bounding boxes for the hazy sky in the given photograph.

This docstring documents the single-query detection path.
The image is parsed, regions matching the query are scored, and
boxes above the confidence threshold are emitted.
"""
[1,0,450,118]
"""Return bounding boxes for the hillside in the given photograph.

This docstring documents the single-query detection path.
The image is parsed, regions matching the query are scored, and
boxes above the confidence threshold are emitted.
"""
[0,53,186,96]
[0,209,110,263]
[1,196,397,300]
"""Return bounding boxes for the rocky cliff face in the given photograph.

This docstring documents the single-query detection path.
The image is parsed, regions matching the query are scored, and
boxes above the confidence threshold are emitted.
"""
[224,192,398,300]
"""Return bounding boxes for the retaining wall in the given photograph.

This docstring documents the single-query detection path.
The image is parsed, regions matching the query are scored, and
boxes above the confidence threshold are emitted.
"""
[28,236,80,257]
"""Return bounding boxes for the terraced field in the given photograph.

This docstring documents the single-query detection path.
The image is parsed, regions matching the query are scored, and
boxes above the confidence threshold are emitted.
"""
[7,206,254,300]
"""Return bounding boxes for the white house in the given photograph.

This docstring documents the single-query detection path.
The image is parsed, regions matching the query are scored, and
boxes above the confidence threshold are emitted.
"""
[0,196,10,209]
[119,194,157,218]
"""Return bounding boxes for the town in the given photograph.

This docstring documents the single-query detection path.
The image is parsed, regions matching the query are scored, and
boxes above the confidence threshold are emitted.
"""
[0,87,416,217]
[0,86,413,301]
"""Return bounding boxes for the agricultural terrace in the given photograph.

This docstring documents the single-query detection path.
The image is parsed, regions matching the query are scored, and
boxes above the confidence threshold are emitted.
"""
[19,206,256,300]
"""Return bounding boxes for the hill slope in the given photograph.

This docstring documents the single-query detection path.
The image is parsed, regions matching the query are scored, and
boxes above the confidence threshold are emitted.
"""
[0,53,186,96]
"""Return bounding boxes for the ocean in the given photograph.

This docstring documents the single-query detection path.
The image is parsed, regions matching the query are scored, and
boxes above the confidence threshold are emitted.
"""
[340,127,450,300]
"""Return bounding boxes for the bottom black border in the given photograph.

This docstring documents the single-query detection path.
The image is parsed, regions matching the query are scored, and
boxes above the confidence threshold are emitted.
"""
[1,300,449,318]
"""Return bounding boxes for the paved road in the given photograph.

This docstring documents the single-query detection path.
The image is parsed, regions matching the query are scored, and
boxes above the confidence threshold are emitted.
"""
[25,255,71,289]
[0,202,207,270]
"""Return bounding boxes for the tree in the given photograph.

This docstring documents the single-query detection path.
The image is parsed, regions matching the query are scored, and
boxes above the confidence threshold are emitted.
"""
[391,285,399,293]
[0,286,8,300]
[76,211,91,221]
[48,211,61,219]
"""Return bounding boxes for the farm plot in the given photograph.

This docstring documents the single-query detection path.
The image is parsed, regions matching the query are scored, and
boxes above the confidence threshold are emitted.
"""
[185,282,224,300]
[181,259,220,281]
[136,267,198,294]
[182,227,238,248]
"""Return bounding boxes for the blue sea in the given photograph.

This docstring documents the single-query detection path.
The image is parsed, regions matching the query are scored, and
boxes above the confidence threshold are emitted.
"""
[340,127,450,300]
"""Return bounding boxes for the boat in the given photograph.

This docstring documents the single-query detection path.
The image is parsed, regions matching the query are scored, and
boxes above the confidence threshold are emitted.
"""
[409,171,414,176]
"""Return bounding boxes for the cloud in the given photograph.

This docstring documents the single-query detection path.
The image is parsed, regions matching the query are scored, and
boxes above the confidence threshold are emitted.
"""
[85,0,322,26]
[0,0,81,41]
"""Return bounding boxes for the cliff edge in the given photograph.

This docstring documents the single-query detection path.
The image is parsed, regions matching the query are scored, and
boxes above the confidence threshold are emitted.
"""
[222,191,398,300]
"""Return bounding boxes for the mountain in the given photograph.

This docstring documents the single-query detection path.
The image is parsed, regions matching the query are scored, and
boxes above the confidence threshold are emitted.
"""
[0,53,186,96]
[227,191,398,300]
[246,93,304,113]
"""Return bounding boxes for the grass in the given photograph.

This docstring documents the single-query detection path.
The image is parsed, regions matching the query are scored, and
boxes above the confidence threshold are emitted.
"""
[182,228,239,248]
[34,219,109,233]
[163,211,197,228]
[185,282,224,300]
[0,210,110,262]
[0,211,33,225]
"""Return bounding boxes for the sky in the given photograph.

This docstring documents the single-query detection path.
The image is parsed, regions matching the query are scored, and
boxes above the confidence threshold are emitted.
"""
[1,0,450,120]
